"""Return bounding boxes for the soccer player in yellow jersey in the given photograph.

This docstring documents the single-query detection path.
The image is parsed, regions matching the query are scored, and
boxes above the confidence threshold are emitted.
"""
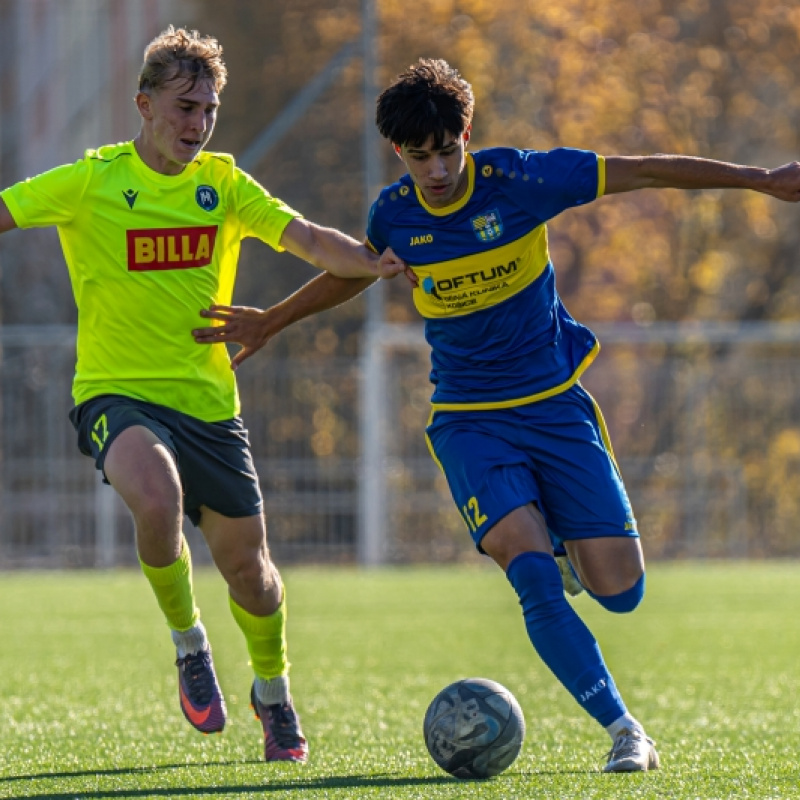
[0,26,403,763]
[194,59,800,773]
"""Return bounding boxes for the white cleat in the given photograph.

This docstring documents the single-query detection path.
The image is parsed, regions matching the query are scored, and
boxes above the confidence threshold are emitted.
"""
[603,727,660,773]
[555,554,584,597]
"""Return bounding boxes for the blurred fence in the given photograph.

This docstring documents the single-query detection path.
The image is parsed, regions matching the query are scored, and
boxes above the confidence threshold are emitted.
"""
[2,322,800,568]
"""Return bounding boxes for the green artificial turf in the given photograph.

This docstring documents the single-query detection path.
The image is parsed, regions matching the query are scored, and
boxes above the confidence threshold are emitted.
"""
[0,562,798,798]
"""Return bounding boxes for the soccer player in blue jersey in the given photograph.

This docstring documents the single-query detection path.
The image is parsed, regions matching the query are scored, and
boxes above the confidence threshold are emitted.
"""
[0,27,404,763]
[194,58,800,771]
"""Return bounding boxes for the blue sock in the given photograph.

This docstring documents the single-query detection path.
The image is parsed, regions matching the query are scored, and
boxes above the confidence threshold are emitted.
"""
[506,551,627,727]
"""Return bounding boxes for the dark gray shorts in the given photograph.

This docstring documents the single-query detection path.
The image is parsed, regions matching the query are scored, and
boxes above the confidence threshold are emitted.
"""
[69,394,263,526]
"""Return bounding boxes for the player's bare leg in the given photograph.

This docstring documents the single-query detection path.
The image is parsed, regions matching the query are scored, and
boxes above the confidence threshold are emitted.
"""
[103,425,184,568]
[201,509,308,762]
[566,536,645,598]
[199,509,281,615]
[103,426,226,733]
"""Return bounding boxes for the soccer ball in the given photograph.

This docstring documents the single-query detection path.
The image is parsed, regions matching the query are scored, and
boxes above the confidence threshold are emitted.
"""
[422,677,526,779]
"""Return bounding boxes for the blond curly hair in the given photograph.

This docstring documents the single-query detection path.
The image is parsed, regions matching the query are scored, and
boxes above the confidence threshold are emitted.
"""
[138,25,227,94]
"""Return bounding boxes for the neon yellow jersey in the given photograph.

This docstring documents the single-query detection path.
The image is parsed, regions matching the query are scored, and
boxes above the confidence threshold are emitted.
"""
[1,141,300,421]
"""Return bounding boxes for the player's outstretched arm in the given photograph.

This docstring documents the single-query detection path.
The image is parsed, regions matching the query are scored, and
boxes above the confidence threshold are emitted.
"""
[280,217,406,280]
[0,198,18,234]
[193,270,374,370]
[605,155,800,202]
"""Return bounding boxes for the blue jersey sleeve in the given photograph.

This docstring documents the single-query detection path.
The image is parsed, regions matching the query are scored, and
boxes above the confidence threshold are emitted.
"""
[365,198,389,254]
[514,147,600,221]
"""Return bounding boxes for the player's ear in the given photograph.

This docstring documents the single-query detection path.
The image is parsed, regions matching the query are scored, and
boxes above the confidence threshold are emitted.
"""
[393,143,403,160]
[463,126,471,146]
[135,91,154,120]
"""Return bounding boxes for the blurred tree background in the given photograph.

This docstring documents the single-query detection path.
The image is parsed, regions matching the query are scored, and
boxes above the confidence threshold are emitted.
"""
[5,0,800,348]
[3,0,800,561]
[191,0,800,559]
[189,0,800,348]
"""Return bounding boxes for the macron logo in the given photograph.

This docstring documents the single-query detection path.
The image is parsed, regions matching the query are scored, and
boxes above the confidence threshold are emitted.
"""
[122,189,139,210]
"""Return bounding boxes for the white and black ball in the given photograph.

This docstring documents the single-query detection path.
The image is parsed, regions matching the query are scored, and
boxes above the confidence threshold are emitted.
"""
[423,677,525,779]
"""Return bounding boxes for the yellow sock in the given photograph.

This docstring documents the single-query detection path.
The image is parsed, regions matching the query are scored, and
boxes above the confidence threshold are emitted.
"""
[229,591,289,680]
[139,539,199,632]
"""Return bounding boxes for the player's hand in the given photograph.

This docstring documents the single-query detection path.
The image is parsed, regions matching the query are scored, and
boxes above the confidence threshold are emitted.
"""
[377,246,410,280]
[193,304,278,370]
[377,246,418,287]
[402,265,419,287]
[764,161,800,202]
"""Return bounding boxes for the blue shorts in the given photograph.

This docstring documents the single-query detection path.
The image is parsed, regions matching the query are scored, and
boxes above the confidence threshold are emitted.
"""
[425,383,637,552]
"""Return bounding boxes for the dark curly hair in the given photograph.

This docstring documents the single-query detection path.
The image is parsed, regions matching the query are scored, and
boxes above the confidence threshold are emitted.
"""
[138,25,227,94]
[376,58,474,148]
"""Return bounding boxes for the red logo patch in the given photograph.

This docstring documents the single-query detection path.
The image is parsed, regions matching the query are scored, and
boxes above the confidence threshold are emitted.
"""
[127,226,218,271]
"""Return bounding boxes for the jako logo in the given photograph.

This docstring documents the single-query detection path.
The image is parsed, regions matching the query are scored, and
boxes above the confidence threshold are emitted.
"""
[126,226,218,271]
[580,679,607,703]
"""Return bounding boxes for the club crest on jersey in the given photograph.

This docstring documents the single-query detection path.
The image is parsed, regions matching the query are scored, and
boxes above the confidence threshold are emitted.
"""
[196,185,219,211]
[471,208,503,242]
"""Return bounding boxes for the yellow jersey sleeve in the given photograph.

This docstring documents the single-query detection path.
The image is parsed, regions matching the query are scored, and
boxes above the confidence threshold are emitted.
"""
[1,158,92,228]
[228,167,301,251]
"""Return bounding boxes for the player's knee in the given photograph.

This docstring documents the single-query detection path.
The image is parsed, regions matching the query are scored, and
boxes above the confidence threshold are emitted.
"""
[133,495,182,540]
[587,572,645,614]
[226,552,266,591]
[506,551,566,620]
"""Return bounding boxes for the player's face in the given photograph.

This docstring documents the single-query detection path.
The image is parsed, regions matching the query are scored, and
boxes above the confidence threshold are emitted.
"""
[135,77,219,175]
[397,130,470,208]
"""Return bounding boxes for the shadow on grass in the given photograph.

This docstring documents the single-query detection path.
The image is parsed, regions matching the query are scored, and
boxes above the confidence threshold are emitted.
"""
[0,761,476,800]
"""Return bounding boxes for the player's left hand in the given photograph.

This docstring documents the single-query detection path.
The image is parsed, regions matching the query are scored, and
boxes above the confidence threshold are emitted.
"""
[193,305,279,370]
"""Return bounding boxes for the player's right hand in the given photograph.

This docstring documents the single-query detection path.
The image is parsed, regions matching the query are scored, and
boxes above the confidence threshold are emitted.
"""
[377,246,414,282]
[193,304,282,370]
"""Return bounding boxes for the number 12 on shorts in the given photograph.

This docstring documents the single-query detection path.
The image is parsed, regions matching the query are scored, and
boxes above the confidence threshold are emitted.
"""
[461,496,488,532]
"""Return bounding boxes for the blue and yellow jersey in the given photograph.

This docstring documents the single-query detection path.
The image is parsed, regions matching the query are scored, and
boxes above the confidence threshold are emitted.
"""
[1,141,300,421]
[366,146,605,410]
